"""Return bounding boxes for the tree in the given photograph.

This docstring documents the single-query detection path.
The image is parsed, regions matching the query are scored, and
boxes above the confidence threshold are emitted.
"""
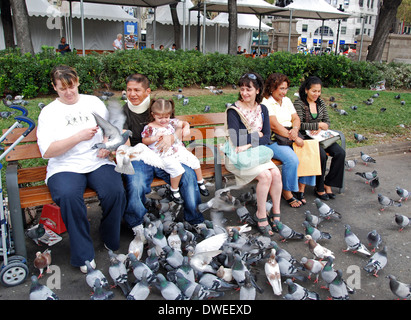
[169,3,181,49]
[228,0,238,55]
[10,0,34,55]
[366,0,402,61]
[1,0,15,49]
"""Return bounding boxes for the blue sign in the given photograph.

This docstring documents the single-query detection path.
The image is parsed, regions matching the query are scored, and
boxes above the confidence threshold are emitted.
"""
[301,38,307,43]
[328,40,333,44]
[340,40,345,44]
[124,22,138,35]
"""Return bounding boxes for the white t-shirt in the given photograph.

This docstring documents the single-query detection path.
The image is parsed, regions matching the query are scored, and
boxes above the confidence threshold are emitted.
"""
[113,39,123,50]
[37,94,114,184]
[262,96,296,128]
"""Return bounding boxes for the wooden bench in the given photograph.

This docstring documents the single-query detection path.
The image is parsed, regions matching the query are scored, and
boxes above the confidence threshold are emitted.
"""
[74,49,114,55]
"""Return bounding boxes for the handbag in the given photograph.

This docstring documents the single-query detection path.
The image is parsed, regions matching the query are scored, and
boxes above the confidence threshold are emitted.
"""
[292,140,321,177]
[273,127,305,146]
[320,135,341,149]
[221,106,273,170]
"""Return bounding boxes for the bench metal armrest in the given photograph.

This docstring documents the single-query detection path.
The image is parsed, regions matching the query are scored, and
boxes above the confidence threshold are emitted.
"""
[333,129,346,150]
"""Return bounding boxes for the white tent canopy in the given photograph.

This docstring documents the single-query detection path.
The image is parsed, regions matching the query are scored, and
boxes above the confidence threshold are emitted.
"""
[193,0,287,15]
[212,13,272,31]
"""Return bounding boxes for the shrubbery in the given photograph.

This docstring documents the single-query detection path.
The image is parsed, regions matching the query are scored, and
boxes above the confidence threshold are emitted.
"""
[0,47,409,97]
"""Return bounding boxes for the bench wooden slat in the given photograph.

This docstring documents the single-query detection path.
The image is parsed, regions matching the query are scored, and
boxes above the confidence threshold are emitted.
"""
[2,127,37,144]
[176,113,226,126]
[5,143,42,161]
[17,166,47,184]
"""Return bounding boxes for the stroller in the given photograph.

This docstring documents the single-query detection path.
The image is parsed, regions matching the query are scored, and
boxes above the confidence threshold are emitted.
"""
[0,105,35,287]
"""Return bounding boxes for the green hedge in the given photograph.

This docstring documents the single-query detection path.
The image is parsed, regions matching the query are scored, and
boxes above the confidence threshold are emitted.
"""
[1,46,410,98]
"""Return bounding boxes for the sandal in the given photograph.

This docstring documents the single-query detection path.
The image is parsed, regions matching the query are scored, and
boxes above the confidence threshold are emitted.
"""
[254,215,275,237]
[294,192,306,205]
[267,212,281,233]
[284,196,302,208]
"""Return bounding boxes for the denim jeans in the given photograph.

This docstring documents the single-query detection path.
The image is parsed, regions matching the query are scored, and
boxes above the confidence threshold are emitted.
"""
[123,160,204,228]
[47,164,126,267]
[266,142,316,191]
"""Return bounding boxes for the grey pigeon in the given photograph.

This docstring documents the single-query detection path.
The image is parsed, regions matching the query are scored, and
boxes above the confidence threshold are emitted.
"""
[145,247,160,273]
[284,278,320,300]
[275,255,307,282]
[25,223,49,245]
[276,221,304,242]
[84,260,109,290]
[38,102,46,110]
[175,272,224,300]
[367,230,382,252]
[396,186,410,202]
[350,105,358,111]
[162,245,184,270]
[239,271,256,300]
[183,97,189,106]
[337,109,348,116]
[401,100,406,105]
[304,210,323,228]
[29,276,59,300]
[173,256,195,283]
[128,253,156,283]
[369,177,380,193]
[378,193,401,211]
[314,198,342,220]
[199,273,237,292]
[344,159,357,171]
[91,111,132,151]
[387,275,411,299]
[372,93,379,98]
[363,246,388,277]
[127,269,151,300]
[231,253,248,286]
[360,151,376,165]
[235,205,257,226]
[302,221,331,242]
[394,214,411,232]
[300,257,326,283]
[108,250,131,297]
[328,270,349,300]
[173,94,184,100]
[354,133,368,143]
[355,170,377,183]
[395,94,401,99]
[343,224,371,256]
[320,257,337,289]
[90,278,114,300]
[155,273,186,300]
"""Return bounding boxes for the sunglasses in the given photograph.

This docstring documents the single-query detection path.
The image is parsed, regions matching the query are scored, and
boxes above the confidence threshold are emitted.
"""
[241,73,257,80]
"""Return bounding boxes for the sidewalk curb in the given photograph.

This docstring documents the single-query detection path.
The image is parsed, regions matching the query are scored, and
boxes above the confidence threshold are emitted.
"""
[345,140,411,160]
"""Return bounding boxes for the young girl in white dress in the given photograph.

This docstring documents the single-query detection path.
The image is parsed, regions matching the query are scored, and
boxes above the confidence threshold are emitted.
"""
[141,99,209,203]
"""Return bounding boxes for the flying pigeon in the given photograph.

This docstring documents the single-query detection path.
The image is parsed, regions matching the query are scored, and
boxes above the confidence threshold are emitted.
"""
[127,269,151,300]
[378,194,402,211]
[302,221,332,242]
[354,133,368,142]
[355,170,377,183]
[363,246,388,277]
[276,221,304,242]
[264,249,282,296]
[343,224,371,256]
[367,230,382,252]
[284,278,320,300]
[29,276,59,300]
[360,151,376,165]
[108,250,131,297]
[344,159,357,171]
[300,257,327,283]
[387,275,411,299]
[314,198,342,220]
[90,278,115,300]
[396,186,410,202]
[33,249,52,279]
[305,235,335,260]
[394,214,411,232]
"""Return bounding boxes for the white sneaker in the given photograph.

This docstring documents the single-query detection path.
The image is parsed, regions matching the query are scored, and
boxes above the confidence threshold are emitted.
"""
[80,259,96,274]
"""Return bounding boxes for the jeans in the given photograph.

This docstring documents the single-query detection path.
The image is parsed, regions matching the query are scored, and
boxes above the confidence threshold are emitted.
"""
[123,160,204,228]
[47,164,126,267]
[266,142,316,191]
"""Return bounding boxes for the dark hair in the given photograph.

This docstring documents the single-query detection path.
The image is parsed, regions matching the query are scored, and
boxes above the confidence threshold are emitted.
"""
[50,65,78,88]
[298,76,323,105]
[148,98,175,123]
[125,73,150,90]
[238,72,264,104]
[263,73,290,99]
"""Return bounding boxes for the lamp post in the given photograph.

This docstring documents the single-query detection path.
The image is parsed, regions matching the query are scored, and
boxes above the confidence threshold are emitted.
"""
[335,4,344,55]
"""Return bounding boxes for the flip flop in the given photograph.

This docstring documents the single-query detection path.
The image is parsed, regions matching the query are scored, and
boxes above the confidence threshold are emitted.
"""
[284,196,302,208]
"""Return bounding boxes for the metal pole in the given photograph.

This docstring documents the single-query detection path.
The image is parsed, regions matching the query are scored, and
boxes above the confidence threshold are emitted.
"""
[320,19,324,54]
[182,0,186,51]
[153,8,156,49]
[202,1,206,54]
[287,9,293,52]
[335,19,341,55]
[258,14,262,55]
[188,9,191,49]
[80,0,85,56]
[359,15,365,61]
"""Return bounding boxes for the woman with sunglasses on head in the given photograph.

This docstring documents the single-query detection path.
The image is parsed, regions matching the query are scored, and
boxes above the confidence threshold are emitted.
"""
[294,76,345,200]
[225,72,282,237]
[262,73,316,208]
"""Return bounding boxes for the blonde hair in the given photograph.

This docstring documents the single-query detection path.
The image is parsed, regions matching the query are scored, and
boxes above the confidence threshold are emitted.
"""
[148,98,175,123]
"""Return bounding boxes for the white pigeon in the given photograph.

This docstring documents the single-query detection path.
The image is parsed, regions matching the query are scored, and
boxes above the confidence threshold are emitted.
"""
[128,236,144,260]
[167,225,182,252]
[305,235,335,260]
[264,249,282,296]
[216,266,233,282]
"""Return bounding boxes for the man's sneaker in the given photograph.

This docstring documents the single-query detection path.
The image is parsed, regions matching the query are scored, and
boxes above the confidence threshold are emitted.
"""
[80,259,96,274]
[169,189,184,204]
[198,181,210,197]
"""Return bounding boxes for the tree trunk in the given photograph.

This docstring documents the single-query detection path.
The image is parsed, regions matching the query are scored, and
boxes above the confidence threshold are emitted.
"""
[10,0,34,55]
[1,0,15,49]
[228,0,238,55]
[366,0,402,61]
[169,3,181,49]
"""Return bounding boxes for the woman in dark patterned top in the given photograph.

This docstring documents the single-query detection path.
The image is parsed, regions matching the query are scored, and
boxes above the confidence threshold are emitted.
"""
[294,76,346,200]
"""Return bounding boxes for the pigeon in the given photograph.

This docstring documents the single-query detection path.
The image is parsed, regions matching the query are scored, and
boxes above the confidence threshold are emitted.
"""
[354,133,368,142]
[91,111,132,151]
[314,198,342,220]
[363,246,388,277]
[127,269,151,300]
[216,265,233,282]
[387,275,411,299]
[343,224,371,256]
[401,100,406,105]
[284,278,320,300]
[344,159,357,171]
[304,210,323,228]
[328,270,349,300]
[300,257,326,283]
[395,94,401,99]
[264,249,282,296]
[355,170,377,183]
[305,235,335,260]
[239,271,256,300]
[369,177,380,193]
[320,256,337,288]
[128,234,144,261]
[203,105,210,113]
[360,151,376,165]
[29,276,59,300]
[25,223,49,245]
[380,107,387,112]
[162,245,184,270]
[173,94,184,100]
[38,102,46,110]
[329,96,335,102]
[175,272,224,300]
[363,98,373,105]
[231,253,248,286]
[90,278,115,300]
[275,255,307,282]
[167,225,182,252]
[330,102,338,108]
[350,105,358,111]
[396,186,410,202]
[183,97,189,106]
[33,249,52,279]
[198,273,237,292]
[378,193,402,211]
[276,221,304,242]
[155,273,186,300]
[372,93,379,98]
[128,253,156,283]
[145,247,160,273]
[108,250,131,297]
[302,221,332,242]
[84,260,109,290]
[235,205,257,226]
[337,109,348,116]
[394,214,411,232]
[367,230,382,252]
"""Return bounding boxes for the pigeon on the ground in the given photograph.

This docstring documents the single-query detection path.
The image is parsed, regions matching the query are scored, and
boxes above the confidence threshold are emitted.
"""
[396,186,410,202]
[275,255,307,282]
[127,269,151,300]
[173,94,184,100]
[401,100,406,105]
[90,278,115,300]
[239,271,256,300]
[350,105,358,111]
[29,276,59,300]
[355,170,377,183]
[369,177,380,193]
[264,249,282,296]
[364,246,388,277]
[302,221,332,242]
[284,278,320,300]
[155,273,186,300]
[328,270,349,300]
[394,214,411,232]
[300,257,326,283]
[367,230,382,252]
[276,221,304,242]
[108,250,131,297]
[145,247,160,273]
[395,94,401,99]
[387,275,411,299]
[85,260,109,290]
[128,253,156,283]
[320,257,337,289]
[360,151,376,165]
[304,210,323,228]
[343,224,371,256]
[354,133,368,142]
[344,159,357,171]
[305,235,335,260]
[314,198,342,220]
[162,245,184,270]
[198,273,237,292]
[176,272,224,300]
[25,223,49,245]
[34,249,51,279]
[378,193,402,211]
